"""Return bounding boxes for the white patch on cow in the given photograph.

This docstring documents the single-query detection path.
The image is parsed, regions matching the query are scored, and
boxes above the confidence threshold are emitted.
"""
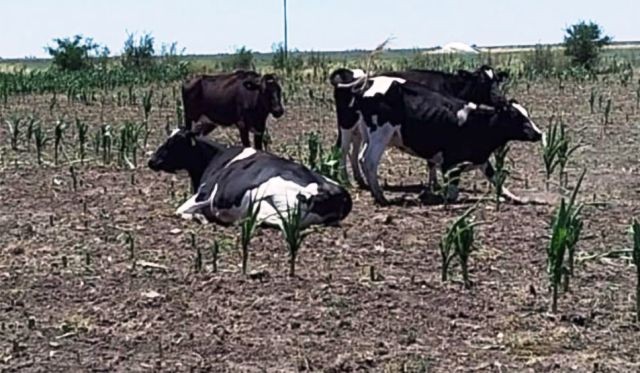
[456,102,478,125]
[180,177,329,229]
[363,77,406,97]
[174,194,208,223]
[350,69,366,79]
[484,68,494,79]
[512,103,529,118]
[169,128,180,137]
[226,148,257,167]
[359,122,401,203]
[246,177,324,228]
[512,103,543,135]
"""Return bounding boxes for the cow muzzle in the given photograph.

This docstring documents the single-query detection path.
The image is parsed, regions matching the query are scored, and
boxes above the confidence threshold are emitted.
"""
[148,158,161,171]
[272,107,285,118]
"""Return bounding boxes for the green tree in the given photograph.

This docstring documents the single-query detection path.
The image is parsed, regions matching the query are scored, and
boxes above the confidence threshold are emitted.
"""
[121,32,156,69]
[45,35,103,71]
[564,21,612,69]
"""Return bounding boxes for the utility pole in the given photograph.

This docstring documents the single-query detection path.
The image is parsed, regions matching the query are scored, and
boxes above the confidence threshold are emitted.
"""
[283,0,288,59]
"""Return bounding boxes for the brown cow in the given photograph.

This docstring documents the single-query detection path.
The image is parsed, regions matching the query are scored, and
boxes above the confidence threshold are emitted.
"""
[182,70,284,150]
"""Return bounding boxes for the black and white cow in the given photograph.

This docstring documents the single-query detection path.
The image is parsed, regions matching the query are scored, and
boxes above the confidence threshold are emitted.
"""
[338,77,542,205]
[329,65,509,188]
[148,128,352,228]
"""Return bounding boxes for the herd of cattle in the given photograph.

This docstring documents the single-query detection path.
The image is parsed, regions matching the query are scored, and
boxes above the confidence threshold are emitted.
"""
[148,65,543,229]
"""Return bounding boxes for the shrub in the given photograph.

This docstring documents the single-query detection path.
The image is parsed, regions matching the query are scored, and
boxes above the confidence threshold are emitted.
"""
[45,35,104,71]
[564,21,612,69]
[225,46,254,71]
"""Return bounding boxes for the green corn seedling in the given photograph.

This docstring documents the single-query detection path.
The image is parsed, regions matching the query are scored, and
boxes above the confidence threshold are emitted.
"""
[603,98,612,127]
[75,118,88,164]
[440,204,481,288]
[25,116,37,151]
[54,119,68,165]
[492,145,510,211]
[5,116,22,151]
[631,219,640,322]
[141,88,154,148]
[191,232,202,273]
[69,166,78,192]
[307,131,321,170]
[273,195,310,278]
[33,121,48,166]
[547,169,585,312]
[240,196,262,275]
[211,240,219,273]
[100,124,113,165]
[555,121,581,188]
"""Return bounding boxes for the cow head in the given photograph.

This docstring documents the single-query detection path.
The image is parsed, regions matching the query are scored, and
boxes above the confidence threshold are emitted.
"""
[329,68,367,87]
[457,65,509,107]
[148,127,200,173]
[492,100,543,142]
[243,74,284,118]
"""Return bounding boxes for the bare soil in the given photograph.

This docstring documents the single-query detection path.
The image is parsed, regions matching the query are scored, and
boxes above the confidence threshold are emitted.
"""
[1,78,640,372]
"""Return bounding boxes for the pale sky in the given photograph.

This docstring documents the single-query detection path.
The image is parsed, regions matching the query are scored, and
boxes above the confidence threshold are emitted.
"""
[0,0,637,58]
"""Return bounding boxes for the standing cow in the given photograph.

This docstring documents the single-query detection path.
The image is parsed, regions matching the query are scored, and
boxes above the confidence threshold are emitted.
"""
[182,70,284,150]
[330,65,509,188]
[339,76,542,205]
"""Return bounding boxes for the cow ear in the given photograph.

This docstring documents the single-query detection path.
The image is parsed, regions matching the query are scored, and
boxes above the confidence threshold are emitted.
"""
[243,79,261,91]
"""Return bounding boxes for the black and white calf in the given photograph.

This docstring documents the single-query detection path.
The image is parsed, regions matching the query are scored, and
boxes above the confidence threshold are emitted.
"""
[148,128,352,228]
[342,77,542,205]
[329,65,509,188]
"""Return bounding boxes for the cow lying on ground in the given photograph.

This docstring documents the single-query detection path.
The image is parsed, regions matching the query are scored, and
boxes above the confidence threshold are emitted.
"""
[337,76,542,205]
[182,70,284,150]
[329,65,508,189]
[148,128,352,228]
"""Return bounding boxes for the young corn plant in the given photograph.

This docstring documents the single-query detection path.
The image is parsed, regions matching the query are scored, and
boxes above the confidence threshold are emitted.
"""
[273,195,310,278]
[542,116,580,189]
[5,116,23,151]
[118,122,141,168]
[33,121,49,166]
[439,204,481,288]
[547,169,585,313]
[631,219,640,322]
[75,118,88,165]
[54,119,68,165]
[589,88,596,114]
[100,124,113,165]
[492,145,510,211]
[239,196,262,275]
[141,88,154,148]
[305,131,347,185]
[603,98,612,128]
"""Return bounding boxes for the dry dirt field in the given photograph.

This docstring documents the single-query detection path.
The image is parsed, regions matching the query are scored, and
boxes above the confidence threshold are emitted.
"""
[1,76,640,372]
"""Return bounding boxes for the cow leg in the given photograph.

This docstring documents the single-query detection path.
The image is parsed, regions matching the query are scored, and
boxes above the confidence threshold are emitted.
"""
[482,162,525,204]
[359,124,395,205]
[253,132,264,151]
[337,127,352,184]
[427,161,439,191]
[239,127,251,148]
[348,128,368,189]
